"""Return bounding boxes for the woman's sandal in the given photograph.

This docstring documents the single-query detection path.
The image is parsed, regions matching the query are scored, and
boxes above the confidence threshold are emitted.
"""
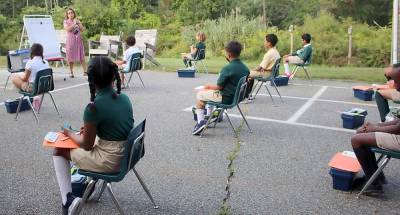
[70,74,75,78]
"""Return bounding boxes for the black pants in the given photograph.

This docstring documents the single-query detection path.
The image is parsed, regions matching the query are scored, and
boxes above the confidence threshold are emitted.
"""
[353,146,380,184]
[183,58,192,67]
[245,79,255,98]
[375,91,390,122]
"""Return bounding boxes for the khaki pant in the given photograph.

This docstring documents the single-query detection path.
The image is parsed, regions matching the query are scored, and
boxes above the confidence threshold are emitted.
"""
[287,56,304,64]
[71,138,126,173]
[249,70,270,78]
[375,132,400,151]
[196,90,222,102]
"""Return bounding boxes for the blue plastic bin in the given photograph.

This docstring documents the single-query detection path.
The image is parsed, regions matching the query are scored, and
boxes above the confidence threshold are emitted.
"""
[329,168,355,191]
[4,98,33,113]
[341,109,367,129]
[271,76,289,86]
[353,89,374,101]
[177,68,195,78]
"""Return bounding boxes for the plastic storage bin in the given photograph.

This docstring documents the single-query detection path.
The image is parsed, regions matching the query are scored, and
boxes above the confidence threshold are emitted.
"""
[4,98,33,113]
[9,49,30,71]
[271,76,289,86]
[341,108,367,129]
[329,168,355,191]
[177,68,196,78]
[353,89,374,101]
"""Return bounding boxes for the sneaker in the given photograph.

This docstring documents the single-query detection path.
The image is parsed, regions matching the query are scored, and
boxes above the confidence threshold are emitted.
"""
[62,192,82,215]
[88,180,105,202]
[205,115,218,124]
[241,97,254,104]
[284,72,292,77]
[192,120,207,135]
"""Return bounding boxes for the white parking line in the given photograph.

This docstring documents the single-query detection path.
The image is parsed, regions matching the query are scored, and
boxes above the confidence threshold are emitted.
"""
[182,107,354,133]
[289,82,350,89]
[287,86,328,123]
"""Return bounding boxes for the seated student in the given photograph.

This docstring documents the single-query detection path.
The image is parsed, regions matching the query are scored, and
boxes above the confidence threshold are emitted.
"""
[245,33,280,100]
[375,81,400,122]
[283,33,312,77]
[192,41,249,135]
[12,43,50,92]
[115,36,142,87]
[181,32,206,67]
[52,56,134,214]
[351,64,400,195]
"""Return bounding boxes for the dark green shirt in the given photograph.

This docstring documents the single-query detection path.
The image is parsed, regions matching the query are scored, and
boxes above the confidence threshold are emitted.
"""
[83,86,134,141]
[217,59,250,104]
[291,44,312,62]
[194,42,206,59]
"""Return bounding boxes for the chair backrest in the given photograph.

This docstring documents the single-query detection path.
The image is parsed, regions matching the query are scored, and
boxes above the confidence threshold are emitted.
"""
[32,68,54,95]
[128,52,143,72]
[194,49,206,61]
[230,76,248,106]
[135,29,157,57]
[119,119,146,175]
[270,58,281,78]
[99,33,122,56]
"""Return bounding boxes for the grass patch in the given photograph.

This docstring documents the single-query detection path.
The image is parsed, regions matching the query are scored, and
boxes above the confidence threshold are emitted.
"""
[151,57,386,83]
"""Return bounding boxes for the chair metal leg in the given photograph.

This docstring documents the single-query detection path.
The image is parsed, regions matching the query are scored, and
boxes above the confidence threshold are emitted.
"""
[271,80,284,103]
[15,96,24,121]
[290,66,299,79]
[224,111,238,138]
[237,104,252,133]
[106,183,125,215]
[200,110,215,137]
[76,179,97,215]
[357,156,390,198]
[4,74,11,91]
[126,72,134,88]
[252,81,263,99]
[263,84,275,105]
[200,60,208,74]
[37,94,45,114]
[48,92,61,117]
[26,96,39,123]
[248,80,260,98]
[95,180,107,202]
[303,67,312,81]
[133,168,159,209]
[136,71,145,88]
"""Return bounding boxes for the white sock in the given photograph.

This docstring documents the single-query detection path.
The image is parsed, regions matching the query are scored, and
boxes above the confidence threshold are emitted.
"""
[196,108,205,123]
[53,156,72,205]
[284,63,290,73]
[205,104,213,116]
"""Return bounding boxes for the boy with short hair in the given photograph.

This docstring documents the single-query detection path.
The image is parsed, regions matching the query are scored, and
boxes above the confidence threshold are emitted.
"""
[115,36,142,87]
[192,41,250,135]
[283,33,312,77]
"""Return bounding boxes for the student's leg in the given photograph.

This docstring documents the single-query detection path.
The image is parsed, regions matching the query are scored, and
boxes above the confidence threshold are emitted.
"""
[375,91,390,122]
[195,99,206,123]
[69,62,74,77]
[351,133,380,183]
[53,148,72,205]
[81,59,87,75]
[283,56,290,74]
[11,74,25,89]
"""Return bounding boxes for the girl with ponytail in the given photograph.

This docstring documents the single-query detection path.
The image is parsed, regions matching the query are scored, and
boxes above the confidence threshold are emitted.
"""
[51,56,134,213]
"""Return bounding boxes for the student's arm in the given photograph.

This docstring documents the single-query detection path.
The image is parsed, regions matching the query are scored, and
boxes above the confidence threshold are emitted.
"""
[190,46,198,55]
[63,20,75,32]
[76,19,84,32]
[23,69,31,82]
[365,120,400,134]
[63,122,97,151]
[253,66,263,72]
[204,84,223,90]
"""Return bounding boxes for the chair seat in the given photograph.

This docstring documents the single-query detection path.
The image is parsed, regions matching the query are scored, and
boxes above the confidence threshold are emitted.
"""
[207,101,235,109]
[89,49,109,55]
[19,89,35,97]
[371,147,400,159]
[254,76,273,82]
[78,169,126,183]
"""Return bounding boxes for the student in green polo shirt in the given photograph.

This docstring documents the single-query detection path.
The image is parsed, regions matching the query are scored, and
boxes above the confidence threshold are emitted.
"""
[51,56,134,214]
[181,32,206,67]
[283,33,313,77]
[192,41,250,135]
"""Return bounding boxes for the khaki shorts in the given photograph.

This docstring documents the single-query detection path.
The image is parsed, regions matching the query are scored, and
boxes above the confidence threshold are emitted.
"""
[391,89,400,102]
[71,138,126,173]
[375,132,400,151]
[197,90,222,103]
[287,56,304,64]
[249,70,270,78]
[21,82,34,92]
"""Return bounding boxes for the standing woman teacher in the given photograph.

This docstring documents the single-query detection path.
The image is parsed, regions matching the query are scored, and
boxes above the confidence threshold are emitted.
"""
[64,8,87,78]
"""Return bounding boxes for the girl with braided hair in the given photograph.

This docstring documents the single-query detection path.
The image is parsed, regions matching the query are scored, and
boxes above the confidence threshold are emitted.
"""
[52,56,134,214]
[12,43,50,92]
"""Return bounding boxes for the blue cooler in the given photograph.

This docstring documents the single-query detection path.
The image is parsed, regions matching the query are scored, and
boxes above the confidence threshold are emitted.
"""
[4,98,33,113]
[177,68,196,78]
[353,89,374,101]
[341,108,367,129]
[329,168,355,191]
[271,76,289,86]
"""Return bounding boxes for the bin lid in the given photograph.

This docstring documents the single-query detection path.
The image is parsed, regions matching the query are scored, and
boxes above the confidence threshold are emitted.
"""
[329,151,361,172]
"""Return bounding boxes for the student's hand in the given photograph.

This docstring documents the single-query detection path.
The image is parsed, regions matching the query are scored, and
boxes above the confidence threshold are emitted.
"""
[80,126,84,134]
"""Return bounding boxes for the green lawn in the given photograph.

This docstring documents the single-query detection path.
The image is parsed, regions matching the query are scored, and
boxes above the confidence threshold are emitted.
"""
[0,56,386,83]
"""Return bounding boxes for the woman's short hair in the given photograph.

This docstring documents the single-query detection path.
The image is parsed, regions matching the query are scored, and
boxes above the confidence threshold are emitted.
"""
[65,8,76,20]
[196,32,206,42]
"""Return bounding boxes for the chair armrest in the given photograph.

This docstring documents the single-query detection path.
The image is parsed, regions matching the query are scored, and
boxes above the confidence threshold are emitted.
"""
[144,42,157,52]
[89,40,101,48]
